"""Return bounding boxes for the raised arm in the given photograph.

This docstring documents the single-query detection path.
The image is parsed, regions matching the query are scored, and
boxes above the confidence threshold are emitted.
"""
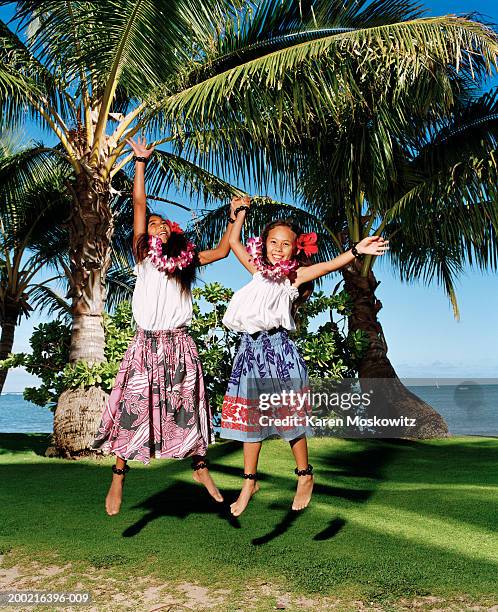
[126,137,155,252]
[228,196,257,274]
[197,197,239,266]
[294,236,389,286]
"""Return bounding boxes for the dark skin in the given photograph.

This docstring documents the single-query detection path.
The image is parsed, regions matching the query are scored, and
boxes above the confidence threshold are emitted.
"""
[104,137,239,516]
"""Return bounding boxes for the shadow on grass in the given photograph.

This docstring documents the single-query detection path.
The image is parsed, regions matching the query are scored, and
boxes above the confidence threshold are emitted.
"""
[119,440,244,536]
[124,480,241,537]
[313,517,347,540]
[251,509,300,545]
[0,433,51,456]
[216,440,396,545]
[318,440,395,481]
[3,435,498,601]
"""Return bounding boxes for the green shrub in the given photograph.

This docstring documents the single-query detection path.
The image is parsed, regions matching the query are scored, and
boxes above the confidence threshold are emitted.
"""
[0,285,367,414]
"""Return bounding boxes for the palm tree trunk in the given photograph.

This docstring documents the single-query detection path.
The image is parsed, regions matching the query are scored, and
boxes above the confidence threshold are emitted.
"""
[53,172,114,456]
[0,304,20,393]
[342,259,449,438]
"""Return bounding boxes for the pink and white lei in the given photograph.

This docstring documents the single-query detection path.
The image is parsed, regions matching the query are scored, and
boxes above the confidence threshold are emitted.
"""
[148,234,196,273]
[246,236,298,281]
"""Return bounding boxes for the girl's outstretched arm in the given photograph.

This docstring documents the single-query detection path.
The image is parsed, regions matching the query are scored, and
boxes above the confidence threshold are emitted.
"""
[294,236,389,286]
[198,197,239,265]
[126,137,155,253]
[228,196,258,274]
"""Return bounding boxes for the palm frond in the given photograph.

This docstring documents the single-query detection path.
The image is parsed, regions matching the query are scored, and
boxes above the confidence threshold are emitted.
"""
[28,283,71,323]
[0,18,70,127]
[196,0,426,77]
[0,142,70,221]
[105,265,135,312]
[145,149,243,207]
[162,17,498,139]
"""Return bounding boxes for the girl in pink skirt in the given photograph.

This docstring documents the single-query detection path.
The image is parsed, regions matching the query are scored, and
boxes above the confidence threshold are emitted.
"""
[93,137,233,515]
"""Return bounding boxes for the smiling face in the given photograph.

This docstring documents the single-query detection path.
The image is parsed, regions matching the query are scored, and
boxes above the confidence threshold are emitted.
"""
[265,226,297,264]
[148,215,171,244]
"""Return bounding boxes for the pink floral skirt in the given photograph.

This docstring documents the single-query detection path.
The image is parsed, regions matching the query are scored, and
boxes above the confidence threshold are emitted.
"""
[92,327,214,464]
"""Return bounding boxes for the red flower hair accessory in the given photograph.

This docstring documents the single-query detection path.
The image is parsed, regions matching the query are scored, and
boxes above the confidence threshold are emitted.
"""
[296,232,318,257]
[165,219,183,234]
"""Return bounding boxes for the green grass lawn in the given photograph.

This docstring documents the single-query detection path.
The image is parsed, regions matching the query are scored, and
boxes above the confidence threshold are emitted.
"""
[1,434,497,609]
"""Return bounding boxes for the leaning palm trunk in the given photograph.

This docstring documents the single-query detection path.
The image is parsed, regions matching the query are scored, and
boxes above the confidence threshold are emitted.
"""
[342,261,449,438]
[53,174,114,456]
[0,303,20,393]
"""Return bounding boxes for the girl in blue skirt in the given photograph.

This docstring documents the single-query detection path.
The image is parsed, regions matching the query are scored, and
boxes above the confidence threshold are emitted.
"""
[221,197,389,515]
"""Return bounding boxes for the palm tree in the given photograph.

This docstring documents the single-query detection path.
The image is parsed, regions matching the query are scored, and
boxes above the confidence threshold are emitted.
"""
[0,135,138,402]
[183,3,498,437]
[291,88,498,436]
[0,0,497,451]
[0,136,69,392]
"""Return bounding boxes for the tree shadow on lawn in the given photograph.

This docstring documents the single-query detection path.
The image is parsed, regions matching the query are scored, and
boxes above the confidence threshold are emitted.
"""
[379,437,498,479]
[226,440,396,546]
[0,433,51,456]
[360,437,498,533]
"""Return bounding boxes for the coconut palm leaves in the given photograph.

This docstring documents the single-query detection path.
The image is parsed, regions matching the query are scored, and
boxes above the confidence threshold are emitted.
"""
[1,1,496,172]
[1,1,493,317]
[169,16,498,146]
[383,89,498,316]
[0,138,69,391]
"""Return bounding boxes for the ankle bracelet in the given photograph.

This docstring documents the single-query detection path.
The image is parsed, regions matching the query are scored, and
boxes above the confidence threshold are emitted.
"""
[294,464,313,477]
[243,472,257,480]
[112,464,130,476]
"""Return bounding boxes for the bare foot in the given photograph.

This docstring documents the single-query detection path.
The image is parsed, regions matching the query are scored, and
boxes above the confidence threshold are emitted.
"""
[230,480,260,517]
[105,475,125,516]
[292,474,314,511]
[192,467,224,503]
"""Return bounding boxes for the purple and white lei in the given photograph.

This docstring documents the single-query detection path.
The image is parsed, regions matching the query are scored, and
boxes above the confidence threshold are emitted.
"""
[148,234,196,273]
[246,236,298,281]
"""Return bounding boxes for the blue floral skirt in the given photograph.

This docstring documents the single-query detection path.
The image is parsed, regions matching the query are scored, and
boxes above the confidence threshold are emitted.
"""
[220,330,314,442]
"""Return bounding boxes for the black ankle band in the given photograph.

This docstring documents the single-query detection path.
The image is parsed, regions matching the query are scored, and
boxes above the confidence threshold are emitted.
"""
[112,464,130,476]
[192,460,208,471]
[243,473,257,480]
[294,464,313,477]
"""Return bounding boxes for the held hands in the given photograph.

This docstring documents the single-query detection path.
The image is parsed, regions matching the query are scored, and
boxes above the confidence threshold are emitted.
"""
[126,136,155,159]
[355,236,389,256]
[230,195,251,219]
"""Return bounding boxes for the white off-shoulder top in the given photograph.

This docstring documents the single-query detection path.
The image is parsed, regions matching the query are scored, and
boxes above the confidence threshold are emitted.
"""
[132,257,192,330]
[222,272,299,333]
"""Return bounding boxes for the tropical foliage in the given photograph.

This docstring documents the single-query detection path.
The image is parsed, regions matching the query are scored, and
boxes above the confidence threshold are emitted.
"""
[0,134,69,392]
[184,3,498,437]
[0,284,366,413]
[0,1,497,446]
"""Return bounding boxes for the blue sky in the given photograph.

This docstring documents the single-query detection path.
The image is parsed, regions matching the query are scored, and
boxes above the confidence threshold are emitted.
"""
[1,1,498,392]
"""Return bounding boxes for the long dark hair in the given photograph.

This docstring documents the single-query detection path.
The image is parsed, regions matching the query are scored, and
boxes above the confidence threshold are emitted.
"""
[133,213,197,296]
[260,218,314,318]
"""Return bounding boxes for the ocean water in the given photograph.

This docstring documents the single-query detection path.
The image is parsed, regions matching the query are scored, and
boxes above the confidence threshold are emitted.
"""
[409,383,498,436]
[0,383,497,436]
[0,394,53,433]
